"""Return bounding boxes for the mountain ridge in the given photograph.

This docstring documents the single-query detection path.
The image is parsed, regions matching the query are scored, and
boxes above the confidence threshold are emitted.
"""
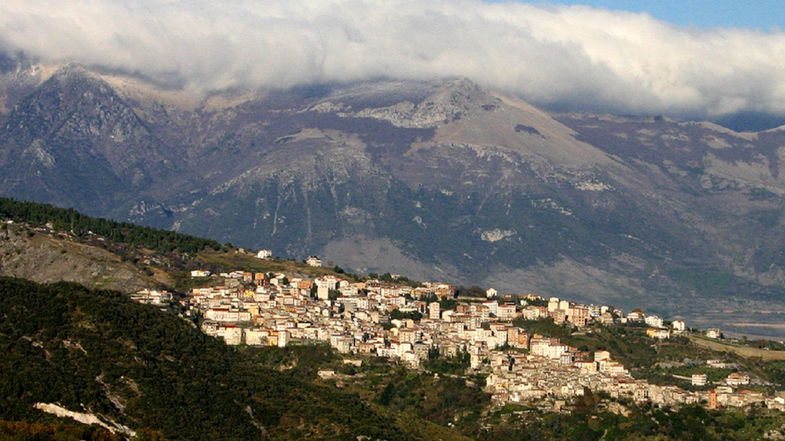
[3,61,785,336]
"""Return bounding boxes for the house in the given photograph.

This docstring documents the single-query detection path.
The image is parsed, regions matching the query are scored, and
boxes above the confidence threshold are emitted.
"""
[597,312,615,325]
[530,336,567,360]
[706,328,722,339]
[626,310,644,322]
[726,373,750,386]
[428,302,441,320]
[671,320,686,332]
[644,315,663,328]
[306,256,323,267]
[522,306,547,320]
[691,373,708,386]
[566,305,589,327]
[575,360,598,374]
[317,370,336,379]
[190,270,211,278]
[244,328,269,346]
[598,361,627,376]
[549,309,567,324]
[646,328,670,340]
[277,330,289,348]
[497,303,517,321]
[486,288,498,298]
[256,249,273,259]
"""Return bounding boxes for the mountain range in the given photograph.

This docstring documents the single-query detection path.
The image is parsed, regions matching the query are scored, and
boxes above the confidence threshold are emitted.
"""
[3,54,785,336]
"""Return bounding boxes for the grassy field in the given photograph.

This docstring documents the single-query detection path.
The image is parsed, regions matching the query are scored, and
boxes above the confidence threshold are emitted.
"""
[688,334,785,360]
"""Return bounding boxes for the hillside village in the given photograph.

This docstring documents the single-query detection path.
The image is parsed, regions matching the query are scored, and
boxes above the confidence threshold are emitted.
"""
[7,206,785,438]
[136,255,785,414]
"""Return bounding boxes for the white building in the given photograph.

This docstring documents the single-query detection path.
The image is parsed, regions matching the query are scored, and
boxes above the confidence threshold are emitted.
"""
[692,373,708,386]
[646,328,670,340]
[575,361,598,374]
[278,330,289,348]
[428,302,441,320]
[672,320,687,332]
[317,285,330,300]
[497,304,517,321]
[644,315,664,328]
[256,249,273,259]
[306,256,323,267]
[245,329,269,346]
[726,373,750,386]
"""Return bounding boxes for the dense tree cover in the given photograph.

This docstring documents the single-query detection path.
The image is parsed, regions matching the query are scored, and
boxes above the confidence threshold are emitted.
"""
[0,198,223,253]
[419,293,458,310]
[422,349,470,375]
[454,286,486,298]
[390,309,423,321]
[0,277,411,441]
[375,369,488,432]
[512,317,574,339]
[0,420,122,441]
[367,272,421,287]
[523,297,548,307]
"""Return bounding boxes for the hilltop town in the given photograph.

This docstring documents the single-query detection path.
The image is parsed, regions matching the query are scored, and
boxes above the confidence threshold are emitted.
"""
[135,253,785,415]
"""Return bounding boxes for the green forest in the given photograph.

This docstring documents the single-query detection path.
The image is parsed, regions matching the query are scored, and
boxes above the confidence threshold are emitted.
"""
[0,198,223,254]
[0,277,409,441]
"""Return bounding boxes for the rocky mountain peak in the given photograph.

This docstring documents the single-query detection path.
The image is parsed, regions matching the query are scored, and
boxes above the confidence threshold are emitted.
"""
[2,66,785,335]
[48,62,96,84]
[429,77,494,107]
[321,77,500,129]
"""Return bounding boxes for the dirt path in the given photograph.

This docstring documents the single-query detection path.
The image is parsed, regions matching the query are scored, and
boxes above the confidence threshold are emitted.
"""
[688,334,785,360]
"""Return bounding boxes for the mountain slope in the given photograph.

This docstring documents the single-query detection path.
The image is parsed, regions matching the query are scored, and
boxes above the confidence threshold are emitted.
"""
[0,64,177,216]
[0,277,423,440]
[2,61,785,334]
[0,222,163,292]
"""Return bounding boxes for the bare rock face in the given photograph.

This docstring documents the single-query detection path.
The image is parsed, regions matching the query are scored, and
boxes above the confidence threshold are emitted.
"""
[3,60,785,334]
[0,224,158,293]
[0,63,177,217]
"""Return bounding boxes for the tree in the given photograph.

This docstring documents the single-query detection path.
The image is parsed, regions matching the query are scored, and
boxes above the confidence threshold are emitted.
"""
[390,309,422,321]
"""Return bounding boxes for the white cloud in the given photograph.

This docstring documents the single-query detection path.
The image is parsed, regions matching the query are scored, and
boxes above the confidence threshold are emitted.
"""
[1,0,784,118]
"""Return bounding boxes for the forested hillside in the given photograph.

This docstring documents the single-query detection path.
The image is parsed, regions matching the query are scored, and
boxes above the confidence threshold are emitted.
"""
[0,277,411,441]
[0,198,223,254]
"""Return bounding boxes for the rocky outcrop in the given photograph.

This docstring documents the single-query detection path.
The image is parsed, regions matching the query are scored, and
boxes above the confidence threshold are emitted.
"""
[0,223,159,292]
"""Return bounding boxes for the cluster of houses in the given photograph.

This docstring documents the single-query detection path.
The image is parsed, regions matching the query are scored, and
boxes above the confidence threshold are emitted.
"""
[484,340,784,410]
[129,288,173,306]
[129,264,785,413]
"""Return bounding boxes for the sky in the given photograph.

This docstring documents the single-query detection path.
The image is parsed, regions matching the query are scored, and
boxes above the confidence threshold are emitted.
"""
[0,0,784,121]
[515,1,784,31]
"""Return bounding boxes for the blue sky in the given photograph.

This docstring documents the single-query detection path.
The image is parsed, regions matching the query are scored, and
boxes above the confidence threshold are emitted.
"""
[491,0,784,31]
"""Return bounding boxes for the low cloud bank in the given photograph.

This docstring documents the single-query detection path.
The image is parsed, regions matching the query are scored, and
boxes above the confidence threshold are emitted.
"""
[1,0,784,118]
